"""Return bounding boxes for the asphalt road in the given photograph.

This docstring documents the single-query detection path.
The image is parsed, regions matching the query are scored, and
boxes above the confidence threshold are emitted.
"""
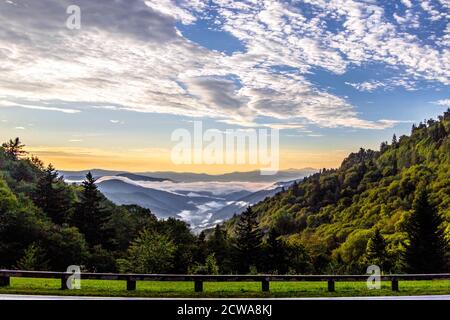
[0,294,449,300]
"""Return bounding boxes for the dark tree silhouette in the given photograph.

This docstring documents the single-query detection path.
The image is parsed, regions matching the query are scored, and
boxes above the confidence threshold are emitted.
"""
[194,231,207,264]
[264,228,288,274]
[2,137,27,160]
[364,228,389,271]
[207,224,232,273]
[404,187,448,273]
[73,172,110,245]
[391,134,398,147]
[234,207,263,273]
[33,164,71,224]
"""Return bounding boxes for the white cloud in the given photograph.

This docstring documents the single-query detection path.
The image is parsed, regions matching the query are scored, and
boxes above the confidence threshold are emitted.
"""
[401,0,413,8]
[144,0,203,25]
[433,99,450,106]
[0,0,446,132]
[346,77,418,92]
[307,134,324,137]
[0,100,81,113]
[420,1,445,21]
[346,81,386,92]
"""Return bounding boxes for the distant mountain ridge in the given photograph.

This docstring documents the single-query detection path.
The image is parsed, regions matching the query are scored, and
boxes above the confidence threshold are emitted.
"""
[61,168,318,183]
[59,168,316,229]
[92,174,308,230]
[116,173,172,182]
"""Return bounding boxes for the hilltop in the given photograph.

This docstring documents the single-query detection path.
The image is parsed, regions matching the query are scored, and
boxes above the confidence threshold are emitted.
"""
[227,110,450,273]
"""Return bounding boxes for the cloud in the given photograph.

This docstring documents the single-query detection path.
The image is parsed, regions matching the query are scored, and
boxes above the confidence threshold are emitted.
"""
[401,0,413,8]
[346,81,386,92]
[185,76,247,113]
[263,123,307,130]
[307,134,324,137]
[96,176,273,195]
[0,0,446,132]
[143,0,204,25]
[433,99,450,106]
[346,77,418,92]
[0,100,81,113]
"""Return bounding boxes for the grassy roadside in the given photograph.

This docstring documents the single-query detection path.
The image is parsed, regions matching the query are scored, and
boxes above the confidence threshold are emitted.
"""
[0,278,448,298]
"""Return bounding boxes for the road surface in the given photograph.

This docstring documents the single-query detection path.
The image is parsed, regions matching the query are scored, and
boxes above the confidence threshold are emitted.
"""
[0,294,449,300]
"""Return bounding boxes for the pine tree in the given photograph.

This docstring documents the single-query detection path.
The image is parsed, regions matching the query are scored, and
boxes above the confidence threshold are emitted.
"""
[392,134,398,147]
[73,172,110,246]
[16,243,48,271]
[204,253,219,275]
[2,137,27,160]
[194,231,207,264]
[404,187,448,273]
[33,164,71,224]
[290,181,299,197]
[364,228,389,271]
[208,224,231,273]
[264,228,287,274]
[234,207,263,273]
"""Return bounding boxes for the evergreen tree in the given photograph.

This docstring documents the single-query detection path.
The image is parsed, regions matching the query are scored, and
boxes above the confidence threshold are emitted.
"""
[194,231,207,264]
[364,228,389,271]
[157,217,197,273]
[204,253,219,275]
[234,207,263,273]
[33,164,71,224]
[207,224,232,273]
[404,187,448,273]
[290,181,299,197]
[2,137,27,160]
[264,228,287,274]
[392,134,398,147]
[73,172,110,246]
[16,243,48,271]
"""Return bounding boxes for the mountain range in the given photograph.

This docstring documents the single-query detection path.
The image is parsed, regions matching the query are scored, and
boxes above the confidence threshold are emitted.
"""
[61,168,317,230]
[61,168,317,183]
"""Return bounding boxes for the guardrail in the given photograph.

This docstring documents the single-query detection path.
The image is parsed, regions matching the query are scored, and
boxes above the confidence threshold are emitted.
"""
[1,270,449,292]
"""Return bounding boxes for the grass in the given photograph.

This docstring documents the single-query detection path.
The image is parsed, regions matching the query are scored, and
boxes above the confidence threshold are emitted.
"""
[0,278,449,298]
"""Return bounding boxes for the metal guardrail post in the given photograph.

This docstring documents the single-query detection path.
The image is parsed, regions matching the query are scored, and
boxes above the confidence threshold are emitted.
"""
[194,280,203,292]
[61,274,69,290]
[391,278,399,291]
[0,276,10,287]
[127,278,137,291]
[328,279,335,292]
[262,279,270,292]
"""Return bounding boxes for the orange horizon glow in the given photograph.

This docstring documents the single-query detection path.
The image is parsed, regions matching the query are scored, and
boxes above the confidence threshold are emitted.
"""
[25,145,348,173]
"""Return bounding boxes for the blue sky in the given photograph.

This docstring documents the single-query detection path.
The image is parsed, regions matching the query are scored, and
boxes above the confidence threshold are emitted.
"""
[0,0,448,172]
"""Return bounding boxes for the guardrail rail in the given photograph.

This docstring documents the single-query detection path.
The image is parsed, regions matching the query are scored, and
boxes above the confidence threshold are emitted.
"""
[1,270,449,292]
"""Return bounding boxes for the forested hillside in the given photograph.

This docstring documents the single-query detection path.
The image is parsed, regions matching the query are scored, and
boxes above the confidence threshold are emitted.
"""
[0,141,199,273]
[226,109,450,274]
[1,110,449,275]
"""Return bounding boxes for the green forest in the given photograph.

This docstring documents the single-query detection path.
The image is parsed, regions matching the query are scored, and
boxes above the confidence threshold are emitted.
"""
[1,110,449,275]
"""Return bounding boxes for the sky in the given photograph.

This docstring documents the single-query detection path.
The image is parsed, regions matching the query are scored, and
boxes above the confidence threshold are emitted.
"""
[0,0,449,173]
